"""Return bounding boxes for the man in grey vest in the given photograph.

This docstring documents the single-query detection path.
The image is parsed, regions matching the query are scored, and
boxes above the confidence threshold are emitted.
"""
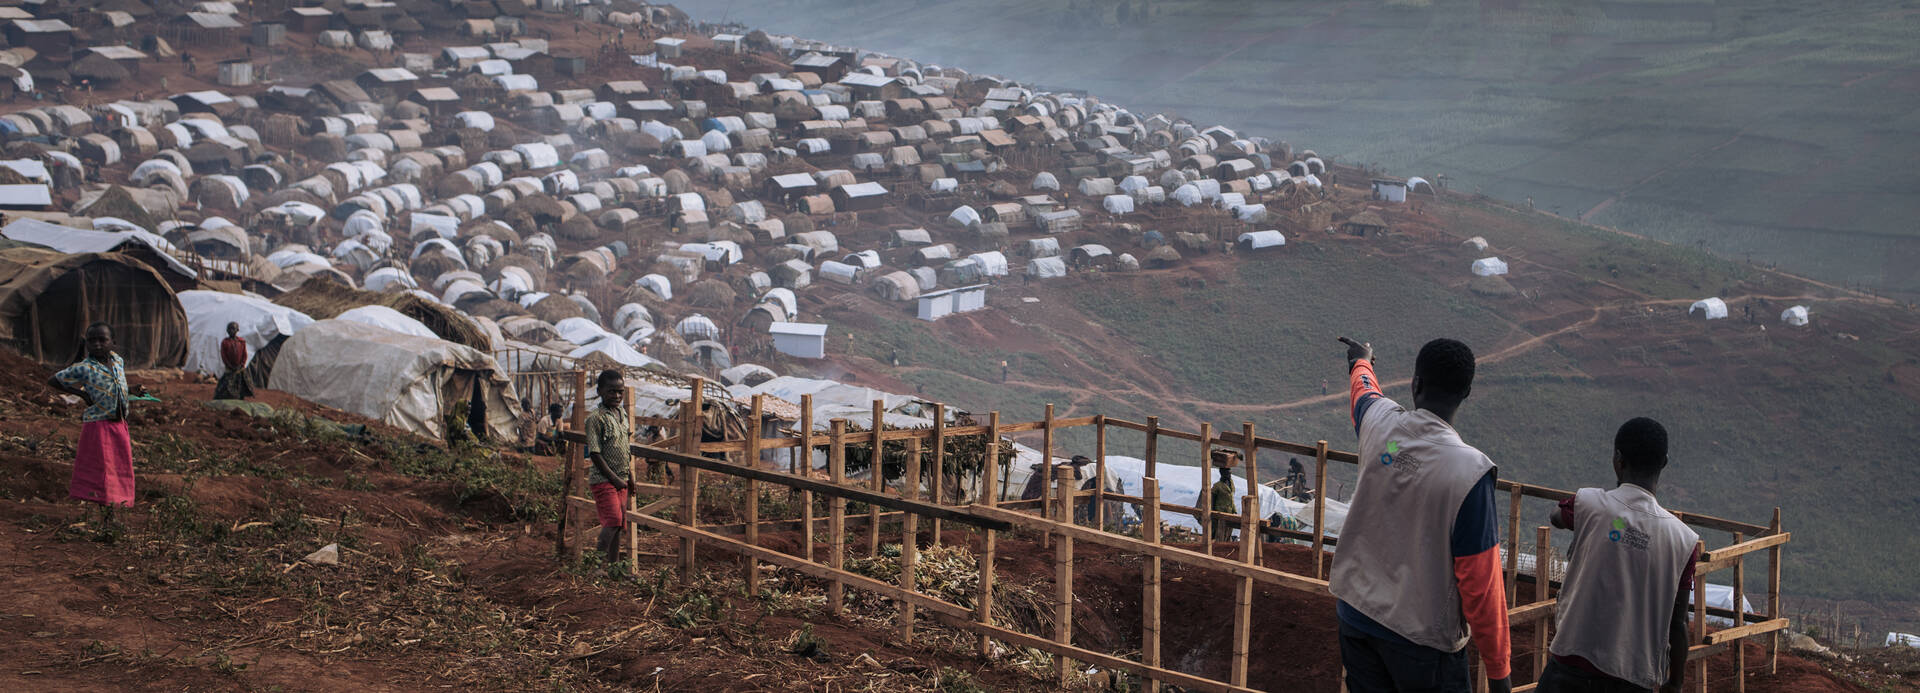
[1541,418,1699,693]
[1334,337,1511,693]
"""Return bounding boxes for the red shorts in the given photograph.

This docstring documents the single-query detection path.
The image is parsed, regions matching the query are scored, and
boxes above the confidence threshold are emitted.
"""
[591,482,628,528]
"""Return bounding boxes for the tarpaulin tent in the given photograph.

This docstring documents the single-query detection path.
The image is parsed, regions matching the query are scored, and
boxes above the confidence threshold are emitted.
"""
[1689,297,1727,320]
[1471,257,1509,277]
[0,248,188,368]
[268,319,520,441]
[178,290,314,380]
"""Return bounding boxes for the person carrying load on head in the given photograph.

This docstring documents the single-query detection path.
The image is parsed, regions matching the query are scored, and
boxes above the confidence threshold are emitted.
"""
[1332,336,1511,693]
[1539,417,1699,693]
[1209,449,1240,541]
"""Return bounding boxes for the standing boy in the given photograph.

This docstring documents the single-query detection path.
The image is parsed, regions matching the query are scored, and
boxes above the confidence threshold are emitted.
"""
[214,321,253,401]
[1541,418,1698,693]
[1333,336,1511,693]
[585,370,632,565]
[47,322,136,510]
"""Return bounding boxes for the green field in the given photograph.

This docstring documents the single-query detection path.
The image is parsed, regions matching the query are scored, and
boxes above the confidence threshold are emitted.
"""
[676,0,1920,296]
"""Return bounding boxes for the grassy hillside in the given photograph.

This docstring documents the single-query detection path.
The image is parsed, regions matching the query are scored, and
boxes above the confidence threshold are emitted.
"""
[834,194,1920,607]
[676,0,1920,295]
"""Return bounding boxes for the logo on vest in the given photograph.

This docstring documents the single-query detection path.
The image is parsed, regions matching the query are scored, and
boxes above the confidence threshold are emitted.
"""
[1609,517,1650,550]
[1379,441,1421,472]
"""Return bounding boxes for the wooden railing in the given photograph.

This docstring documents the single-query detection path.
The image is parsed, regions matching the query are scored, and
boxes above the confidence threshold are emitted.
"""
[548,374,1791,692]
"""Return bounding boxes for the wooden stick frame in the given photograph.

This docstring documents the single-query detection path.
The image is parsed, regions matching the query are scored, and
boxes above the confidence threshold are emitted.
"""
[548,375,1789,693]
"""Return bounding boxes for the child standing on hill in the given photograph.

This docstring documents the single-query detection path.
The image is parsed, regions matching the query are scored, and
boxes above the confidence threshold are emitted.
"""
[47,322,136,512]
[214,321,253,401]
[586,370,632,565]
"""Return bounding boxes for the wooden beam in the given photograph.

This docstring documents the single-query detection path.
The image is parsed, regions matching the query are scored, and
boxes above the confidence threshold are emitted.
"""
[1197,422,1212,554]
[976,527,996,658]
[1766,508,1782,675]
[1701,532,1792,563]
[1231,493,1256,687]
[680,377,704,584]
[900,436,921,643]
[622,507,970,620]
[1694,539,1708,693]
[799,394,815,562]
[1507,599,1556,625]
[1143,477,1163,693]
[1052,467,1074,686]
[1094,415,1107,532]
[1704,618,1789,646]
[869,399,884,556]
[744,394,764,595]
[1533,525,1550,686]
[985,412,1002,505]
[1144,416,1159,479]
[931,403,945,545]
[1313,440,1328,580]
[1733,531,1747,693]
[555,433,1012,530]
[969,505,1331,594]
[829,419,848,615]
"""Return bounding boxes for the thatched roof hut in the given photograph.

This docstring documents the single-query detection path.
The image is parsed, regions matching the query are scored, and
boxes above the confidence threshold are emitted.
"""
[684,278,737,308]
[0,248,189,368]
[1143,245,1182,268]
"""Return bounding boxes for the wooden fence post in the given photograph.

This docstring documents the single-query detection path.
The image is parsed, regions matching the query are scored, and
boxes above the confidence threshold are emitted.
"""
[1733,531,1746,693]
[1041,403,1056,540]
[829,418,848,614]
[799,394,814,561]
[1094,415,1107,531]
[744,394,763,594]
[1240,422,1258,562]
[899,436,921,642]
[1144,416,1159,480]
[1507,484,1523,606]
[1535,526,1551,685]
[985,412,1002,504]
[627,384,639,576]
[1694,539,1709,693]
[1766,508,1781,675]
[1312,440,1328,579]
[556,369,586,558]
[869,399,884,556]
[1052,465,1075,687]
[1143,477,1162,693]
[977,413,998,659]
[1197,422,1213,553]
[1231,491,1258,687]
[930,403,945,545]
[679,378,704,583]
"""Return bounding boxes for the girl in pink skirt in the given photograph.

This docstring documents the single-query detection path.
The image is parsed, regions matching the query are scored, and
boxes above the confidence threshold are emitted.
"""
[46,322,135,510]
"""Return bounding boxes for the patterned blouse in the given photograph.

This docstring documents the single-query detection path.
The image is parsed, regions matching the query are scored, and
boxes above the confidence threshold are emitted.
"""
[55,353,127,423]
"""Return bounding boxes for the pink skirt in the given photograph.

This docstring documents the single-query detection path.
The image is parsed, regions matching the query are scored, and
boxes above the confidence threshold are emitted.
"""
[71,420,135,507]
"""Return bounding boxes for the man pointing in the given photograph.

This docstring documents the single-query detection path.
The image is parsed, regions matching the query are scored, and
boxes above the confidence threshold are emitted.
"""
[1333,337,1511,693]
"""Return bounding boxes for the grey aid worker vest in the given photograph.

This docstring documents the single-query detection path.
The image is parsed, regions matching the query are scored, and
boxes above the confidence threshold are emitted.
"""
[1331,398,1495,652]
[1550,485,1699,689]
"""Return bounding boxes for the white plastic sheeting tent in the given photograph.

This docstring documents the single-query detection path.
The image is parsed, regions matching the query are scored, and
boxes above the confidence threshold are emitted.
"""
[336,305,437,339]
[1102,194,1134,214]
[1689,298,1728,320]
[178,291,314,378]
[1099,455,1349,539]
[1236,230,1286,250]
[268,320,521,441]
[948,205,981,227]
[1781,305,1809,327]
[1026,256,1067,279]
[1471,257,1509,277]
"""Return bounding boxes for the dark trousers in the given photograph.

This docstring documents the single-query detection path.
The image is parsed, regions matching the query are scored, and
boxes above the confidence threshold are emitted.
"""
[1537,659,1654,693]
[1339,621,1470,693]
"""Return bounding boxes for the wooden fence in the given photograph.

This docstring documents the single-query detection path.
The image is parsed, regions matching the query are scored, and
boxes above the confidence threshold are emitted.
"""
[549,374,1791,693]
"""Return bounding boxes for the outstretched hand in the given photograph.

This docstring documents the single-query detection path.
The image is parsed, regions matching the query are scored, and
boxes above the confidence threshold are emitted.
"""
[1337,336,1373,364]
